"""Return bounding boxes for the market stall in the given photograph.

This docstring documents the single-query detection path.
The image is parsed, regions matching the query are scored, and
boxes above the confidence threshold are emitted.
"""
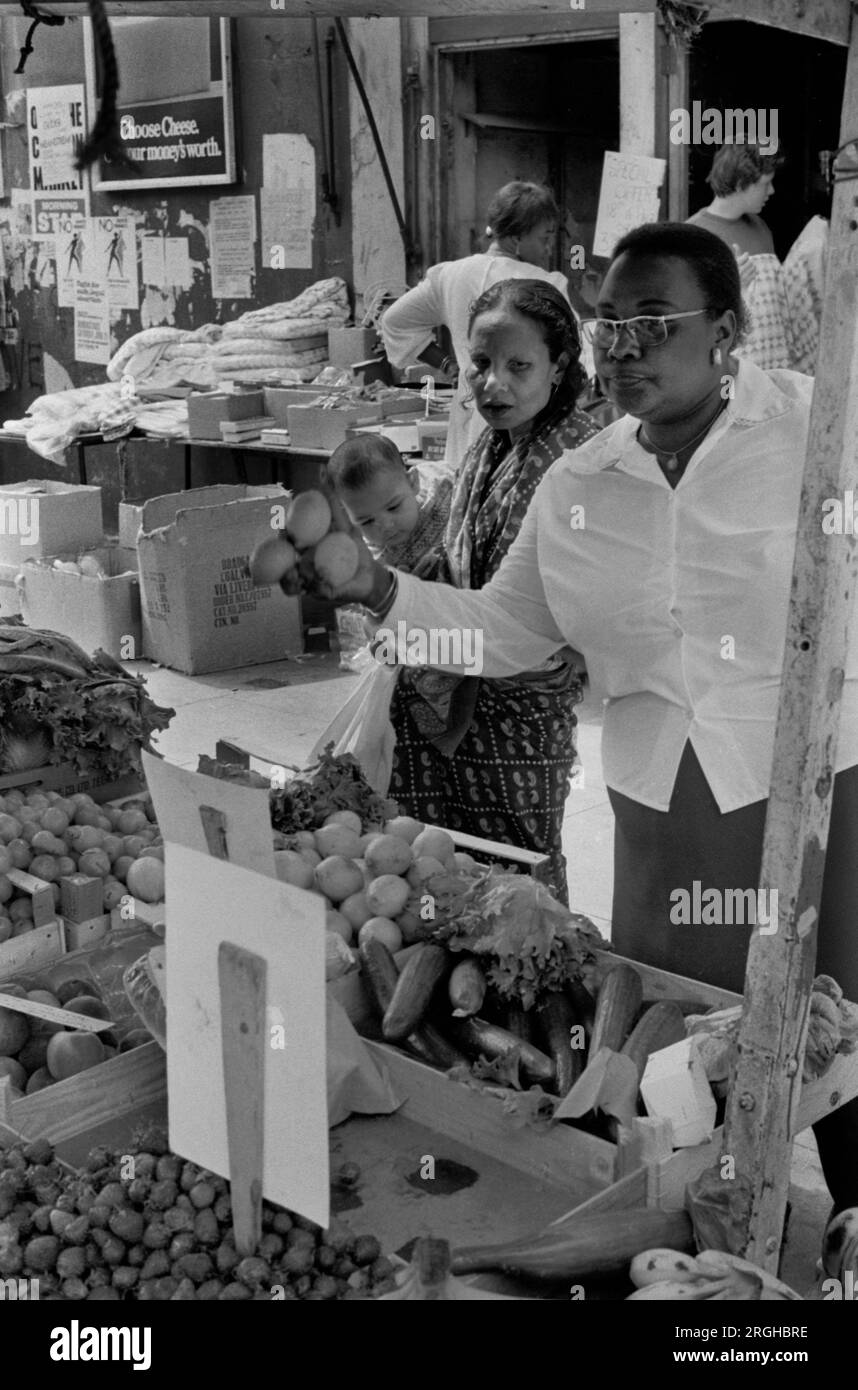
[0,0,856,1323]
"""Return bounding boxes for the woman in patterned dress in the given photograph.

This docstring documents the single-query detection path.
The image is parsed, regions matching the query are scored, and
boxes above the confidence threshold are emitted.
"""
[386,279,602,902]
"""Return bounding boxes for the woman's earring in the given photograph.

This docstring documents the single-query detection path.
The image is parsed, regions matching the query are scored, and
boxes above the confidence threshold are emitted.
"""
[712,346,723,365]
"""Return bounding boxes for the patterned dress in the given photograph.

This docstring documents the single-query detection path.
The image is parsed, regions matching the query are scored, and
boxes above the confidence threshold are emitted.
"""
[388,392,602,902]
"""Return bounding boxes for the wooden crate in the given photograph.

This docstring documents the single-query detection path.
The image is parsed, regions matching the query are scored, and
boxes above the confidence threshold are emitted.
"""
[0,924,167,1148]
[330,947,858,1225]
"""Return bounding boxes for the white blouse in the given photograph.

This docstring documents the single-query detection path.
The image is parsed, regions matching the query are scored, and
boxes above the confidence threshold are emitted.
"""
[385,358,858,812]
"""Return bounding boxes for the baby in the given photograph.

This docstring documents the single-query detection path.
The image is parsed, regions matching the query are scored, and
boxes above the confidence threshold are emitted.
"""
[327,434,451,572]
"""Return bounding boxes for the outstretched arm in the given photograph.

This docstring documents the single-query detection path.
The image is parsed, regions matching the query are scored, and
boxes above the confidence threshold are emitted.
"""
[294,487,565,679]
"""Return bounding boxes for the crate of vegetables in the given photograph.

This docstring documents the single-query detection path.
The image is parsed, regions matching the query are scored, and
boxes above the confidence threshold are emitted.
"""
[0,923,166,1149]
[0,624,173,804]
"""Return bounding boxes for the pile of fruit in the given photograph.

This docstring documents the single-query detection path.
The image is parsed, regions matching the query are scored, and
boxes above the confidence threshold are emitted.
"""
[274,810,473,958]
[0,972,151,1100]
[0,1135,396,1300]
[249,489,360,595]
[0,787,165,943]
[270,807,611,1097]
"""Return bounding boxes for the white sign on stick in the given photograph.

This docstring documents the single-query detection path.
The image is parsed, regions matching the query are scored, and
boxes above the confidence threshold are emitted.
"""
[592,151,666,259]
[165,846,329,1226]
[142,752,276,878]
[142,751,329,1226]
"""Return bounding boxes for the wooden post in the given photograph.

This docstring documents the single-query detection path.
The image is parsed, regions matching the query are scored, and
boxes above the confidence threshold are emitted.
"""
[619,13,657,156]
[219,942,267,1257]
[688,13,858,1270]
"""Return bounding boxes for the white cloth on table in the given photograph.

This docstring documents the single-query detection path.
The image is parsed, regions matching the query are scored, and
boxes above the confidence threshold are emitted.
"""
[384,358,858,813]
[380,254,572,471]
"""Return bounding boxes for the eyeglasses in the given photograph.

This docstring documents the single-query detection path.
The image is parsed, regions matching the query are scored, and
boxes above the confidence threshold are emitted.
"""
[580,310,709,350]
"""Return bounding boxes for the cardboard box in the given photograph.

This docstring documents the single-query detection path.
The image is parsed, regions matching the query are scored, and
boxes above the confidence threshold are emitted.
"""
[0,480,103,567]
[379,391,425,418]
[640,1037,718,1147]
[327,326,377,366]
[187,389,266,441]
[263,384,345,429]
[134,484,303,674]
[0,761,144,804]
[417,420,449,460]
[19,546,142,662]
[286,400,383,452]
[60,875,105,925]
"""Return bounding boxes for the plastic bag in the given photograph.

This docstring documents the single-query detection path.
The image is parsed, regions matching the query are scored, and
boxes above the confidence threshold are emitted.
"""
[310,658,398,795]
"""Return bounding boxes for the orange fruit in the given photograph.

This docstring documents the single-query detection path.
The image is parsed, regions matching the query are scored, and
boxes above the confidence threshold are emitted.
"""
[338,890,373,930]
[314,823,362,860]
[406,855,446,889]
[411,827,456,865]
[312,532,359,587]
[125,857,165,904]
[384,816,425,844]
[357,918,403,953]
[314,856,363,903]
[365,874,410,919]
[364,834,413,878]
[323,810,363,834]
[284,490,331,549]
[273,851,314,890]
[46,1031,105,1080]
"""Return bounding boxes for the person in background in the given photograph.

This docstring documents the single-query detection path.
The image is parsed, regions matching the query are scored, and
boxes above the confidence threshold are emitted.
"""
[383,279,601,902]
[301,225,858,1255]
[380,182,571,471]
[687,143,781,257]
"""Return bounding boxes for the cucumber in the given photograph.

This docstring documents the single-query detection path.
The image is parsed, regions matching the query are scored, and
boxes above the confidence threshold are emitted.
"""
[450,1016,555,1087]
[536,991,583,1096]
[590,964,644,1055]
[382,944,449,1042]
[359,938,466,1070]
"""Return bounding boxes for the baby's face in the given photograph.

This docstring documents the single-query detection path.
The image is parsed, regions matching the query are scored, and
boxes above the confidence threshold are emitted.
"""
[339,469,421,551]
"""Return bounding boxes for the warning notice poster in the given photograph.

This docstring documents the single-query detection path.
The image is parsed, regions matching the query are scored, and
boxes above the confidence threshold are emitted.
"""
[27,85,89,240]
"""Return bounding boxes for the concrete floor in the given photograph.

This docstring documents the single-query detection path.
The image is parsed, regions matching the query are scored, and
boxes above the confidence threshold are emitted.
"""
[135,651,832,1298]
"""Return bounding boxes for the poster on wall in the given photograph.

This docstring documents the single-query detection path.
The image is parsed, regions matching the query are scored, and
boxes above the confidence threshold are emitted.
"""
[27,85,89,239]
[83,16,235,191]
[57,215,139,313]
[55,215,86,308]
[92,215,139,311]
[592,151,666,259]
[260,134,315,271]
[210,195,255,298]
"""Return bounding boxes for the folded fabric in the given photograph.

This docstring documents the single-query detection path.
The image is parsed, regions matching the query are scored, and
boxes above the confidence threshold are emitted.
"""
[221,316,331,341]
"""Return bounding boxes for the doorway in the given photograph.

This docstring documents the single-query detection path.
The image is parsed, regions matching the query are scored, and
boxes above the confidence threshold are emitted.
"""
[438,38,619,274]
[689,21,847,257]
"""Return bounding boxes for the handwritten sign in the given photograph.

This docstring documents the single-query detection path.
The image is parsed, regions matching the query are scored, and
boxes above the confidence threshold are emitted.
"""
[592,151,666,259]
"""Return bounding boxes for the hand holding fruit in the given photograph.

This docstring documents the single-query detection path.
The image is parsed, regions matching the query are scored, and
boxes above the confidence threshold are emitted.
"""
[249,487,389,607]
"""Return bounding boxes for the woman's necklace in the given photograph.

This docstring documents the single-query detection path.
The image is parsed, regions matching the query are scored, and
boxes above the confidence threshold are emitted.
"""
[639,398,728,473]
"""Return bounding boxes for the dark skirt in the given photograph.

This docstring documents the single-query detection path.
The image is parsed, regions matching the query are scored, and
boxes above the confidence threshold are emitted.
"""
[607,741,858,999]
[608,740,858,1211]
[389,673,579,903]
